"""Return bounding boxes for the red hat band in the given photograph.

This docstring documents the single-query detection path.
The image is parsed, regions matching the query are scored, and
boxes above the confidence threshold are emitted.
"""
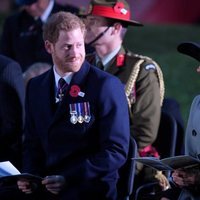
[91,3,131,21]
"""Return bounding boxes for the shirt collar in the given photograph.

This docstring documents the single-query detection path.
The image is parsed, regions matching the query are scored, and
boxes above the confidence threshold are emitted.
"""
[96,45,121,70]
[40,0,54,23]
[53,66,73,89]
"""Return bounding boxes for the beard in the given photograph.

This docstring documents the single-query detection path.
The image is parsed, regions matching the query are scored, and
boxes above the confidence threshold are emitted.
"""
[53,53,84,74]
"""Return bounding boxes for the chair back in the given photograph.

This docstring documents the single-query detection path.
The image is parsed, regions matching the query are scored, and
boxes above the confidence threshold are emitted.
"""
[153,110,178,159]
[117,137,137,200]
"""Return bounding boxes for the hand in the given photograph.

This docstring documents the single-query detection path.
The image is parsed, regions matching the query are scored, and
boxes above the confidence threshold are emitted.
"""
[172,169,196,187]
[42,175,66,194]
[17,179,38,194]
[155,171,170,191]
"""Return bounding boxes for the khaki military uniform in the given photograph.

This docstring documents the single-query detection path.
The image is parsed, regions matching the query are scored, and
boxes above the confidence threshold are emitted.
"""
[87,47,164,151]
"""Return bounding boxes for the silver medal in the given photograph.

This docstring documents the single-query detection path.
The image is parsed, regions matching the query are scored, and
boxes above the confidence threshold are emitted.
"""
[70,114,78,124]
[84,115,91,123]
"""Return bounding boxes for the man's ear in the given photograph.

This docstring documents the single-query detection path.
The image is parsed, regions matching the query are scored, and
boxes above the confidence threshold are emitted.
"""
[112,23,123,35]
[45,40,53,54]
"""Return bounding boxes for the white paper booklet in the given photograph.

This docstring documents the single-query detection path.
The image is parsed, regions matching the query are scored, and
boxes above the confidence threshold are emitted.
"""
[0,161,42,182]
[0,161,21,176]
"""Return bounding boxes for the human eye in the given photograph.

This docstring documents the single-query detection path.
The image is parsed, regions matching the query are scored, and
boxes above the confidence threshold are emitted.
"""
[76,43,83,48]
[63,44,71,51]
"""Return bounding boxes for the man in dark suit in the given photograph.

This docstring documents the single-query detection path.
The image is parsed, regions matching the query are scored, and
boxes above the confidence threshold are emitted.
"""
[0,0,79,72]
[0,55,25,200]
[17,11,130,200]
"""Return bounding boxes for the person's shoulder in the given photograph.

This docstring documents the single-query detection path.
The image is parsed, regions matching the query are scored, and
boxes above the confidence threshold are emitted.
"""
[0,54,13,63]
[32,68,51,81]
[125,50,159,72]
[0,54,20,67]
[191,95,200,107]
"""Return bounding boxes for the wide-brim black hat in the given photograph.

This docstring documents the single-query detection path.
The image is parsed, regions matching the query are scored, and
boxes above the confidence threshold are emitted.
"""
[81,0,143,27]
[15,0,37,6]
[177,42,200,62]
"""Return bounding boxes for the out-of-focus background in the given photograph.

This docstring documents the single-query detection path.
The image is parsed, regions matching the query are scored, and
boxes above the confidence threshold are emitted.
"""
[1,0,200,125]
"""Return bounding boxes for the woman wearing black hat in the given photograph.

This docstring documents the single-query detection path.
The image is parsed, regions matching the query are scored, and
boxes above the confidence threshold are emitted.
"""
[159,42,200,200]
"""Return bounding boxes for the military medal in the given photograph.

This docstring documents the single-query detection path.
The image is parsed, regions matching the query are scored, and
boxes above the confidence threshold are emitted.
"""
[77,103,84,123]
[77,115,84,123]
[69,102,91,124]
[69,104,78,124]
[70,113,78,124]
[84,115,91,123]
[84,102,91,123]
[58,93,64,102]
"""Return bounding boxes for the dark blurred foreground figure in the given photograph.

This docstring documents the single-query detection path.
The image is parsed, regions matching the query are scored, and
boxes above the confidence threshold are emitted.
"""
[0,0,79,72]
[17,11,130,200]
[0,54,25,169]
[159,42,200,200]
[0,54,25,199]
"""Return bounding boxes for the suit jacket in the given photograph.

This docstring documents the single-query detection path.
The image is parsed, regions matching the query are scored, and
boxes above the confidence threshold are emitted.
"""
[23,61,130,199]
[86,47,161,150]
[0,54,25,169]
[0,3,79,72]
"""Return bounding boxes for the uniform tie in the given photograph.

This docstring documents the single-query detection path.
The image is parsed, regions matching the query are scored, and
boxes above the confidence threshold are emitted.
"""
[57,78,68,102]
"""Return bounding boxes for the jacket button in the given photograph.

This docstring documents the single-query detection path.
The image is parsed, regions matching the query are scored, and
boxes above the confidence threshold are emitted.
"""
[192,129,197,136]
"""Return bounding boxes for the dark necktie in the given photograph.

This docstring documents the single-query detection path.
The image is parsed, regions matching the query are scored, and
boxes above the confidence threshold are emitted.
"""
[96,60,104,70]
[57,78,68,102]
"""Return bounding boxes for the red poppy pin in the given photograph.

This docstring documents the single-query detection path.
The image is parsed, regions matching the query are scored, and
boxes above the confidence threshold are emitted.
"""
[114,2,127,15]
[70,85,81,97]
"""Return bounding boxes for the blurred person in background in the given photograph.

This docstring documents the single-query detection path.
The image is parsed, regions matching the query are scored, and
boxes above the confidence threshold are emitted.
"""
[0,0,15,15]
[0,0,79,72]
[23,62,51,87]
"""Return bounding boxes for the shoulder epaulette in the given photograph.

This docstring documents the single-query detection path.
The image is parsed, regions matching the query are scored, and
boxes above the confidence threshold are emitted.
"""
[125,54,165,117]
